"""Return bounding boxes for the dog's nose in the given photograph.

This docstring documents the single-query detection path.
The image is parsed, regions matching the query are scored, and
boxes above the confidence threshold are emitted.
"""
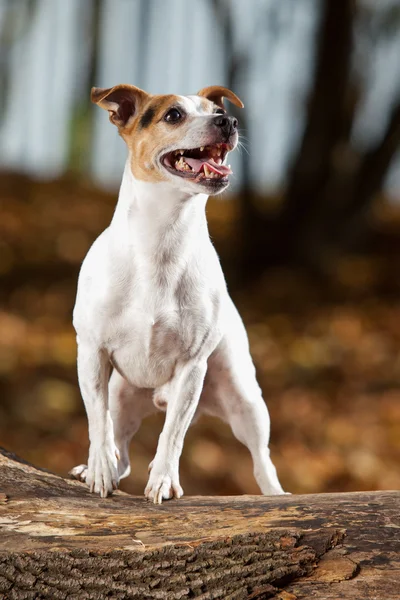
[213,115,238,136]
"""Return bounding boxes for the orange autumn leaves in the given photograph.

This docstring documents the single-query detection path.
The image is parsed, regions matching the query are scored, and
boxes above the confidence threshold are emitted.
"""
[0,175,399,496]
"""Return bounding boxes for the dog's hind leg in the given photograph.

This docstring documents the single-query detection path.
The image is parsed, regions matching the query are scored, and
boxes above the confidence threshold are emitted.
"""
[70,371,155,483]
[199,309,286,495]
[108,371,155,479]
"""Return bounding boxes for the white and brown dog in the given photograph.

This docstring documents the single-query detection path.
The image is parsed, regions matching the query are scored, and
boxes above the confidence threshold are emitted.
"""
[70,84,285,502]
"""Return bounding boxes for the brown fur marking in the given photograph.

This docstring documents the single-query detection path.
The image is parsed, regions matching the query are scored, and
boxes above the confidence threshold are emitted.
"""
[92,85,242,184]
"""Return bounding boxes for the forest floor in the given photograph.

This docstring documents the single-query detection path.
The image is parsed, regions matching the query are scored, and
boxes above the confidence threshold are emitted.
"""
[0,173,399,496]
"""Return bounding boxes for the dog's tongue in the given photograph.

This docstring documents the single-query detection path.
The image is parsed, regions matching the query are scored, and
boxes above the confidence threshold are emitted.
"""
[184,157,232,175]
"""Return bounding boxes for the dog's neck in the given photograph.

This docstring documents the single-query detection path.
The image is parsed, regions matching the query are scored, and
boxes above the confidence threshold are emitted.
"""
[110,160,209,259]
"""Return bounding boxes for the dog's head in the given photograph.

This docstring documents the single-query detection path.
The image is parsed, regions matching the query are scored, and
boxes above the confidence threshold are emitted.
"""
[91,84,244,195]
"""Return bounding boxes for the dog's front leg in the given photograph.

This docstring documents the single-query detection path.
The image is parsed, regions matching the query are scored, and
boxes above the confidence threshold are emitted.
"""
[77,341,119,497]
[145,360,207,504]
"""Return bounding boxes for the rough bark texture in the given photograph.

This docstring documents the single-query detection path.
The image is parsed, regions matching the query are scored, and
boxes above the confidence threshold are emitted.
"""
[0,448,399,599]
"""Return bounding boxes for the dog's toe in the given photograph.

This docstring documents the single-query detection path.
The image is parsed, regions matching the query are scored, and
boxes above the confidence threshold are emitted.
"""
[145,471,183,504]
[69,464,88,482]
[85,445,120,497]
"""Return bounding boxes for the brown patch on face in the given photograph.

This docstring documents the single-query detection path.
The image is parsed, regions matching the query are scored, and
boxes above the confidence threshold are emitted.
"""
[91,84,150,129]
[121,94,187,183]
[92,84,242,185]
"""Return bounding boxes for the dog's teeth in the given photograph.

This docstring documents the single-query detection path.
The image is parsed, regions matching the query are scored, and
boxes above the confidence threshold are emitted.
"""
[200,146,204,151]
[204,165,210,177]
[175,155,192,172]
[176,157,186,170]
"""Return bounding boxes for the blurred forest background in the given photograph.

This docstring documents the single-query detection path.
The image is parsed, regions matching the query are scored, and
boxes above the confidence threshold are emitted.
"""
[1,0,400,496]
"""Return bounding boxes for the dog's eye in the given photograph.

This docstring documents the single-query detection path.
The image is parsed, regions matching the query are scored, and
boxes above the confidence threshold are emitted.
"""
[215,108,226,115]
[164,108,182,123]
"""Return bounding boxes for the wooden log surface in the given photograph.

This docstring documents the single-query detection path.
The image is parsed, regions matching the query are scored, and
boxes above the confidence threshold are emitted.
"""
[0,447,399,600]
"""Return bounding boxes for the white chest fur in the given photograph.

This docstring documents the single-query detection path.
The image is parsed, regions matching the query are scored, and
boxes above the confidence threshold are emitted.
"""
[73,163,224,389]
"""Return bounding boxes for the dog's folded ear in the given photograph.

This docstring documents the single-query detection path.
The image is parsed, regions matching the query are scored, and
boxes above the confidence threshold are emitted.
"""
[197,86,244,110]
[91,84,149,128]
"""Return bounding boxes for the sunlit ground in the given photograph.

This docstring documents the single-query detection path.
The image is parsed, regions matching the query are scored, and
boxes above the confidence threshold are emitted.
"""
[1,174,399,496]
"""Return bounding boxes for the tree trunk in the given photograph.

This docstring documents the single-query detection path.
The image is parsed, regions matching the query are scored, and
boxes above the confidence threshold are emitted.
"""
[0,448,399,599]
[277,0,355,265]
[300,89,400,261]
[237,1,400,276]
[235,0,356,277]
[346,99,400,220]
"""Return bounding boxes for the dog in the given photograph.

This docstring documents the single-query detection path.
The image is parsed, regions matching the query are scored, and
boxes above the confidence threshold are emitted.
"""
[70,83,285,502]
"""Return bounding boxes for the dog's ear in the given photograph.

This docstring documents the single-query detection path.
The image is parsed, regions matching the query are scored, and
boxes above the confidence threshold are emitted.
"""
[197,85,244,110]
[91,84,149,128]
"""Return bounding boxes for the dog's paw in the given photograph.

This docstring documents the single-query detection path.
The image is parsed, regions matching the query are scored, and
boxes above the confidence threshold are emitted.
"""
[144,469,183,504]
[263,487,290,496]
[85,444,120,498]
[69,464,88,482]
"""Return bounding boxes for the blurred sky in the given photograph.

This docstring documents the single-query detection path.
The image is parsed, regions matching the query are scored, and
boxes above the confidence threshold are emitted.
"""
[0,0,400,196]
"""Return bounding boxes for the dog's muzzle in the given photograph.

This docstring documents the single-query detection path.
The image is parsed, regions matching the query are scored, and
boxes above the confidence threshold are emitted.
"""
[213,115,238,138]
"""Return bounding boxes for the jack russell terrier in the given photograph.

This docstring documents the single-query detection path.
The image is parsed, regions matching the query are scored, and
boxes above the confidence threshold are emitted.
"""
[70,83,285,502]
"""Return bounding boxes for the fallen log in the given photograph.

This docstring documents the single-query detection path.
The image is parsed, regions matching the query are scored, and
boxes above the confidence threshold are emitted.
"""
[0,447,398,599]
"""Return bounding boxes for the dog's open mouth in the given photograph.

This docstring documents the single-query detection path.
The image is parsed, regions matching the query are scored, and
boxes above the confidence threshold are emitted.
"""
[162,143,232,181]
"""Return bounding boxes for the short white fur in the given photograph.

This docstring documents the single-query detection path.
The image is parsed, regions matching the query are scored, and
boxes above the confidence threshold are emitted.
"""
[70,91,285,502]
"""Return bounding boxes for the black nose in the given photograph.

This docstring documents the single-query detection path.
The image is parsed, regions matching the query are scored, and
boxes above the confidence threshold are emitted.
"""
[213,115,238,136]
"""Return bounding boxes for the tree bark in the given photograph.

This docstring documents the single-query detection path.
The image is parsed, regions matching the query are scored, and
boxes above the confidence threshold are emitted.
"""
[0,448,399,599]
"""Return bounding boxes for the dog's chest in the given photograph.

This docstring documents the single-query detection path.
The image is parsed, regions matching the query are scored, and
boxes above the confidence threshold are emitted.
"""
[104,276,218,389]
